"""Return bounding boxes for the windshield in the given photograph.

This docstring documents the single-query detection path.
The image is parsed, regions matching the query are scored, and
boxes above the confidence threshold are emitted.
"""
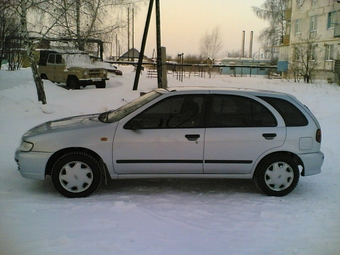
[98,90,162,123]
[64,53,92,68]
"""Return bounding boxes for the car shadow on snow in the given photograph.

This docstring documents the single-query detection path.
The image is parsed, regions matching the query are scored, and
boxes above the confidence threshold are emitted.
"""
[96,178,260,197]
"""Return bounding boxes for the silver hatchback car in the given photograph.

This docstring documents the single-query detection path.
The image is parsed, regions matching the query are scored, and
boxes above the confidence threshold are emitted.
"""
[15,87,324,197]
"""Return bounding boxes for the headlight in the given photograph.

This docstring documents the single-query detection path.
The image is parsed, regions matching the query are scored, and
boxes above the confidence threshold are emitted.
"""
[19,141,34,152]
[103,69,107,75]
[84,70,89,76]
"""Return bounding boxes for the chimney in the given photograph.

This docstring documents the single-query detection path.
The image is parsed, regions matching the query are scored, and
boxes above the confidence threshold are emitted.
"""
[249,31,254,58]
[241,31,245,58]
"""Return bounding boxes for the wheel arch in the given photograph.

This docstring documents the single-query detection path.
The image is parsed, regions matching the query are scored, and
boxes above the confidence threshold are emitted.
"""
[45,147,108,177]
[66,75,79,82]
[253,151,304,178]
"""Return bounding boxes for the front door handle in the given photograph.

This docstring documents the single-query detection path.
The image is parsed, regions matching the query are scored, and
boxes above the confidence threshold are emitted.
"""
[185,134,200,141]
[263,133,277,140]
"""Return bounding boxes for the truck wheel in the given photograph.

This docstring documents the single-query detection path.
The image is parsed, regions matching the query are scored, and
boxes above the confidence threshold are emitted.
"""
[95,81,106,89]
[40,74,48,79]
[67,76,80,89]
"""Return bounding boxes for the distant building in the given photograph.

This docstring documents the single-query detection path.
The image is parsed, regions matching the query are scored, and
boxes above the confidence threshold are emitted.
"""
[220,58,272,76]
[278,0,340,81]
[118,48,153,63]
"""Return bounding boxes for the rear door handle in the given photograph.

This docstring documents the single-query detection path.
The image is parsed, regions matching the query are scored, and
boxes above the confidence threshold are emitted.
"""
[263,133,277,140]
[185,134,200,141]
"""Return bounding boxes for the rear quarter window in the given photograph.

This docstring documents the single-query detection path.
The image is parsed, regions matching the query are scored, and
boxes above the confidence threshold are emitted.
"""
[259,96,308,127]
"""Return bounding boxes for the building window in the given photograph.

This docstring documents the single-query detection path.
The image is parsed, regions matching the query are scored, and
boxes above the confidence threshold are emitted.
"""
[295,19,302,34]
[328,12,336,29]
[297,0,303,6]
[310,16,317,32]
[325,45,334,60]
[311,45,317,61]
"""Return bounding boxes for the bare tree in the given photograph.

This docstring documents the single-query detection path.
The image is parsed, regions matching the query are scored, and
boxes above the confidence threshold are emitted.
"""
[2,0,144,104]
[9,0,64,104]
[51,0,144,51]
[252,0,287,60]
[0,6,21,70]
[290,34,321,83]
[225,50,244,58]
[199,26,223,60]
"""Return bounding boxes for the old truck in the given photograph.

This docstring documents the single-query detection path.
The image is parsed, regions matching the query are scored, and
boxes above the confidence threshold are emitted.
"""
[38,50,109,89]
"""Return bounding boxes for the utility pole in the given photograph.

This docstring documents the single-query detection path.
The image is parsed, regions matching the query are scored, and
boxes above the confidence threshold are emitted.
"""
[133,0,154,90]
[155,0,162,88]
[133,0,167,90]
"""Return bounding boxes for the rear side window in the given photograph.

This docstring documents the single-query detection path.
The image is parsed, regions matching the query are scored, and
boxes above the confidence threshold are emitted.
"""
[209,95,277,127]
[259,96,308,127]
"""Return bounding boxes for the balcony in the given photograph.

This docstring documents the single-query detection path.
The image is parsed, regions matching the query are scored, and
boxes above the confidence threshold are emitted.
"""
[282,35,290,45]
[285,8,292,21]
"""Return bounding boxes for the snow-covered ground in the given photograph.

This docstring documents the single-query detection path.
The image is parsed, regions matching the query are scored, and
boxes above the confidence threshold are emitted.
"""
[0,66,339,255]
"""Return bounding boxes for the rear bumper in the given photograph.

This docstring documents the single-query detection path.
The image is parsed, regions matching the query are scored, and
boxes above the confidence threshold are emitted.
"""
[299,151,324,176]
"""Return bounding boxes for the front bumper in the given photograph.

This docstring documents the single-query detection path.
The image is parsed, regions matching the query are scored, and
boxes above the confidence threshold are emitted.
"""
[299,151,324,176]
[15,149,53,180]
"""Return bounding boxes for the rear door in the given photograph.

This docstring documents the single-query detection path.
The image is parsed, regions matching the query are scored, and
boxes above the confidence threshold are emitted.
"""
[112,94,207,174]
[204,94,286,174]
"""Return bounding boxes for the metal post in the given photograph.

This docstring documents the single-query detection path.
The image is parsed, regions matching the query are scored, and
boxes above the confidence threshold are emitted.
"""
[133,0,154,90]
[155,0,162,88]
[181,53,184,82]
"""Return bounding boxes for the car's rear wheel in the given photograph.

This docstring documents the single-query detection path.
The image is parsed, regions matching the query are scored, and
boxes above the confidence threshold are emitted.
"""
[254,154,299,196]
[51,152,102,198]
[67,76,80,89]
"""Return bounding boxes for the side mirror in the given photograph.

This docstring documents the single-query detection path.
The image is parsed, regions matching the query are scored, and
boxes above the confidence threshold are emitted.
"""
[130,119,143,130]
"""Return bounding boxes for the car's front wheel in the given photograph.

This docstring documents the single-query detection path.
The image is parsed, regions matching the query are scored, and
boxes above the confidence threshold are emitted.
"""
[66,76,80,89]
[51,152,102,198]
[254,154,299,196]
[95,80,106,88]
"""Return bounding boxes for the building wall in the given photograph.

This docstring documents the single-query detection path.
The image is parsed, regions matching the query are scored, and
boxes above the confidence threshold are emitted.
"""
[220,59,271,76]
[280,0,340,81]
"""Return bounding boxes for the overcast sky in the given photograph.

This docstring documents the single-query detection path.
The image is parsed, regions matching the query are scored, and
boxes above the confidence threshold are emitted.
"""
[131,0,268,58]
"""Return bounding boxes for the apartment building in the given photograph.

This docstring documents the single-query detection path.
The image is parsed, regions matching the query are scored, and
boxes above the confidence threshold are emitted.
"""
[278,0,340,81]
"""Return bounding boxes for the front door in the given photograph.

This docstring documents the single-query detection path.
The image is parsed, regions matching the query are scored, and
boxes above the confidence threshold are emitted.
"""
[112,94,206,174]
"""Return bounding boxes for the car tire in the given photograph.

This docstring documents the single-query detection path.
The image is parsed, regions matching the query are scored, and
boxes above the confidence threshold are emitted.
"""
[95,81,106,88]
[51,152,102,198]
[254,154,299,196]
[67,76,80,89]
[40,74,48,79]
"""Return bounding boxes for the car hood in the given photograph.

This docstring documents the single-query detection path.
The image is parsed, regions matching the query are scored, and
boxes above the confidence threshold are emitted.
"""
[24,113,103,138]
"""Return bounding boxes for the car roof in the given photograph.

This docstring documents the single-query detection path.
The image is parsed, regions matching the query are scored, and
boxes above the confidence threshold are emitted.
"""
[159,86,290,98]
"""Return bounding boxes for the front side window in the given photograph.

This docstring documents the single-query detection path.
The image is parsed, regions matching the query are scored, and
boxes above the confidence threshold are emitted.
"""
[56,54,62,64]
[47,54,56,64]
[208,95,277,128]
[125,95,205,129]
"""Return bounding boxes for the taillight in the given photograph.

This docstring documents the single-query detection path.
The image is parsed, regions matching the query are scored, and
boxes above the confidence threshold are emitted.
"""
[316,129,322,143]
